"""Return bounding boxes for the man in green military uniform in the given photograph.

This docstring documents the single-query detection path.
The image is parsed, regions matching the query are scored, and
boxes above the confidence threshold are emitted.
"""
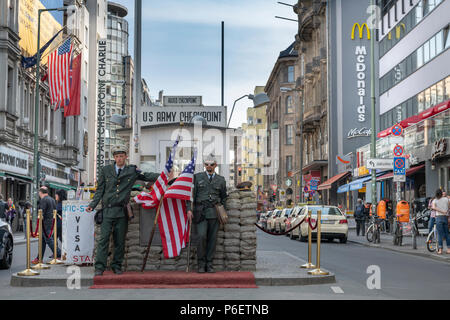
[187,156,227,273]
[87,145,166,276]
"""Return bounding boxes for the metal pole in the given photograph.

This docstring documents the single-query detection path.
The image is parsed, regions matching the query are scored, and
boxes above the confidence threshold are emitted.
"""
[33,10,42,218]
[221,21,224,107]
[370,0,377,214]
[299,88,304,203]
[130,0,142,165]
[301,210,315,269]
[17,210,40,276]
[32,210,50,270]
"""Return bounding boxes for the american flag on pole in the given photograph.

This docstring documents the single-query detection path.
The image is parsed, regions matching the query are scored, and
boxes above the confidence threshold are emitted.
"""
[134,137,180,209]
[48,37,73,110]
[159,153,196,258]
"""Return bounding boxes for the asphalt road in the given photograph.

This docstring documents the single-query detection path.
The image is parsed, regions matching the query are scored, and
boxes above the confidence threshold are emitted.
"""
[1,230,450,300]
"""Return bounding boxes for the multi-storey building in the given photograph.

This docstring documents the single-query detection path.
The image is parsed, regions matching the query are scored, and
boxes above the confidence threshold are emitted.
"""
[294,0,329,204]
[104,1,131,165]
[240,86,267,208]
[0,0,106,229]
[374,0,450,200]
[264,43,300,207]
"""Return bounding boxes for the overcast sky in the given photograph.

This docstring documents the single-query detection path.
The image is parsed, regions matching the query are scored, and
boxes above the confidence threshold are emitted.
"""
[43,0,298,128]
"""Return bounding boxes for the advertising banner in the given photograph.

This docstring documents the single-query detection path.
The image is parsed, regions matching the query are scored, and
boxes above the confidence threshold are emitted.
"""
[19,0,63,57]
[61,200,95,265]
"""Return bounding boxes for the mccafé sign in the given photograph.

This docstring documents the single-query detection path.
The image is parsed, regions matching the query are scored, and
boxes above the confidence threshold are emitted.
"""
[351,23,371,40]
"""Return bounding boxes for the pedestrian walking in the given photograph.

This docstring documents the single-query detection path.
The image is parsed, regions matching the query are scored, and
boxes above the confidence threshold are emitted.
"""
[86,144,161,276]
[187,155,228,273]
[354,199,365,236]
[31,188,61,264]
[431,189,450,255]
[55,189,67,243]
[5,198,16,229]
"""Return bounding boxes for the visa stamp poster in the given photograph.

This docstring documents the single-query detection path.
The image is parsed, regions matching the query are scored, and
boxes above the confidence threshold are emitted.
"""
[61,201,95,265]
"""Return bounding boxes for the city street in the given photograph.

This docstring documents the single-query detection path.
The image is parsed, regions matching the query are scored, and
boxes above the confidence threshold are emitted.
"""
[2,230,450,300]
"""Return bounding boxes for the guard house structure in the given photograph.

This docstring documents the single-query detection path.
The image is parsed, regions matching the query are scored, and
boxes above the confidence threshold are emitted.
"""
[118,96,230,180]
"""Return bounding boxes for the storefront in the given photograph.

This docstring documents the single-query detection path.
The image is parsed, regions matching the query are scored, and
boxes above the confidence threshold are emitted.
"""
[40,158,78,195]
[0,145,32,204]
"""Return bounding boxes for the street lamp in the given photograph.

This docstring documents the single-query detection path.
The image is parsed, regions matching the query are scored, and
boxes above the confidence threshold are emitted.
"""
[110,114,129,127]
[281,86,304,204]
[33,5,76,214]
[227,93,270,128]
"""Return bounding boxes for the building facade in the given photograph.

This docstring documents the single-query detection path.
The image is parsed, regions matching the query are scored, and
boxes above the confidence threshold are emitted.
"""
[294,0,329,204]
[373,0,450,201]
[264,43,300,207]
[0,0,107,223]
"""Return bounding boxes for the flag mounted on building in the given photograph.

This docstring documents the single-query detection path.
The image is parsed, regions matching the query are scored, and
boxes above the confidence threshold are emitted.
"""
[48,37,73,110]
[134,137,180,209]
[21,28,65,69]
[158,153,196,259]
[64,52,81,117]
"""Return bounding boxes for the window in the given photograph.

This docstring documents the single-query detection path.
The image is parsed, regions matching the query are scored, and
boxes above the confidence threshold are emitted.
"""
[418,92,425,112]
[286,125,294,145]
[436,81,444,103]
[424,88,431,109]
[423,41,430,63]
[436,30,443,54]
[416,46,423,68]
[286,156,293,174]
[430,84,437,106]
[445,76,450,100]
[287,66,295,83]
[286,96,293,113]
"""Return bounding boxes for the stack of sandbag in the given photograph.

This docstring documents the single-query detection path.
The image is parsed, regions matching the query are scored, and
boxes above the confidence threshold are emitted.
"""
[223,188,242,271]
[238,190,257,271]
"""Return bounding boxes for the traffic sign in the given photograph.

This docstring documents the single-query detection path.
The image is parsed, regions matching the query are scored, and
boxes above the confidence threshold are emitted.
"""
[310,179,319,191]
[392,124,403,136]
[393,145,404,157]
[366,158,394,169]
[393,157,406,175]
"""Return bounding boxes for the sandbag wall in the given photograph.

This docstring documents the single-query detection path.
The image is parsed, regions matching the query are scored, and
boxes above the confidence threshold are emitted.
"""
[93,187,257,272]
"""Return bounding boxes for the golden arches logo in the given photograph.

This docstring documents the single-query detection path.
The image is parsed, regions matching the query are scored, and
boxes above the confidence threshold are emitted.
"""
[351,23,371,40]
[388,23,406,40]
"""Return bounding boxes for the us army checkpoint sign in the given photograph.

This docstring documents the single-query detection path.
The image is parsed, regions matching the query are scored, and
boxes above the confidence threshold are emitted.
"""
[61,201,95,265]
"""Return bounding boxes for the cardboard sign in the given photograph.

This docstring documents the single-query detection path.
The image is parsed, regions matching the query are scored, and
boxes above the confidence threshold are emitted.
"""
[62,200,95,265]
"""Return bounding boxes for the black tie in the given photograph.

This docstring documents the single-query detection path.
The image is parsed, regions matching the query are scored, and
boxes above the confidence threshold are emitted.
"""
[118,168,122,176]
[209,174,213,182]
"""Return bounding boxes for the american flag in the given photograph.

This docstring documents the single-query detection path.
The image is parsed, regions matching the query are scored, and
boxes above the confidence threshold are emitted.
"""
[159,154,196,258]
[48,38,72,110]
[134,137,180,209]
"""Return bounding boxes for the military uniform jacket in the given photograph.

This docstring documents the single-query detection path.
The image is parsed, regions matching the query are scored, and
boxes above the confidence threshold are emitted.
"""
[89,164,159,218]
[188,172,227,222]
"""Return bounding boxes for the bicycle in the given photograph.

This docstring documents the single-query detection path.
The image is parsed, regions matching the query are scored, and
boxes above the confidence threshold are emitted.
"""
[426,223,438,253]
[366,215,381,244]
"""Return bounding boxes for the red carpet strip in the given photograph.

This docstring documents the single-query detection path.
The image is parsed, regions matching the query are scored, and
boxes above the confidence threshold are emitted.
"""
[90,271,257,289]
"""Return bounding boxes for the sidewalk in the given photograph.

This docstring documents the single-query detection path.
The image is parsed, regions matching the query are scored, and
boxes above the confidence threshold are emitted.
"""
[347,218,450,263]
[13,232,38,246]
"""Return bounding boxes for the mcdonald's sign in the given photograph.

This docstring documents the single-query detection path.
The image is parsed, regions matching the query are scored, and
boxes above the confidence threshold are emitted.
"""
[351,23,371,40]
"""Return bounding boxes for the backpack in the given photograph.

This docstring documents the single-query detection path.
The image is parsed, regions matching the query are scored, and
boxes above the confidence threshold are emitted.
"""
[354,205,364,219]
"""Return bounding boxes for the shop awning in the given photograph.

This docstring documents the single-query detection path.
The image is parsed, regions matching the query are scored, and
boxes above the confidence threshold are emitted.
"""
[377,164,425,181]
[337,172,389,193]
[377,99,450,138]
[47,182,77,191]
[349,176,373,191]
[5,172,33,182]
[318,171,350,190]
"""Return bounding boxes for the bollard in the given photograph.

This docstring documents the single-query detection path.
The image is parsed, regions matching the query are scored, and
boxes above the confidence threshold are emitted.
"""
[32,209,50,270]
[308,209,329,276]
[17,210,40,277]
[48,210,63,265]
[301,210,316,269]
